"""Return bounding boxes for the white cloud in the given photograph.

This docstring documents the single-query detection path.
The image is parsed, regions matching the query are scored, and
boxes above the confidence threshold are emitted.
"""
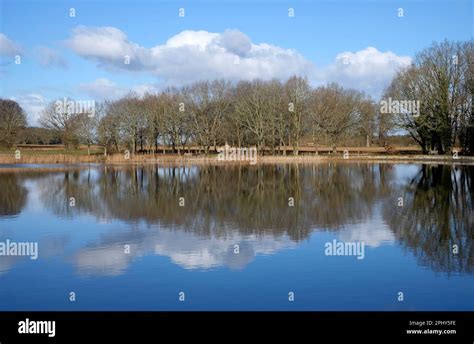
[215,29,252,57]
[10,93,47,126]
[321,47,412,96]
[66,26,152,71]
[67,27,412,95]
[75,244,132,277]
[73,228,296,276]
[0,33,21,57]
[66,26,315,85]
[67,26,131,59]
[165,30,218,50]
[338,216,395,248]
[38,47,67,68]
[152,231,295,270]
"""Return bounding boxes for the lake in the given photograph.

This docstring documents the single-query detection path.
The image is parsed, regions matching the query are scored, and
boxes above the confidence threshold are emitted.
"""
[0,162,473,310]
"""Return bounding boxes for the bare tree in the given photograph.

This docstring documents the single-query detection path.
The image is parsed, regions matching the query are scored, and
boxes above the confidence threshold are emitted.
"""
[459,40,474,154]
[76,103,103,155]
[263,79,286,155]
[385,40,471,154]
[285,76,310,155]
[107,94,147,154]
[234,80,270,152]
[98,101,121,154]
[162,88,191,154]
[187,80,232,154]
[0,99,27,148]
[310,83,364,152]
[143,93,165,155]
[39,99,81,149]
[358,98,377,147]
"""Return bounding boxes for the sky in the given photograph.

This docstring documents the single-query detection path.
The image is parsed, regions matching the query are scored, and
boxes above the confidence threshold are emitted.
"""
[0,0,472,125]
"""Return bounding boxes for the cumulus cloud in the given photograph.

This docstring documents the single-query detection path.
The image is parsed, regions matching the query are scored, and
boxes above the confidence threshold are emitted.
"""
[0,33,21,57]
[67,26,150,70]
[37,47,67,68]
[66,27,412,96]
[321,47,411,96]
[66,26,315,85]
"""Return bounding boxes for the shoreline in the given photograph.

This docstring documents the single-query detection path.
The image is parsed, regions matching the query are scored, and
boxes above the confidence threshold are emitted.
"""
[1,153,474,167]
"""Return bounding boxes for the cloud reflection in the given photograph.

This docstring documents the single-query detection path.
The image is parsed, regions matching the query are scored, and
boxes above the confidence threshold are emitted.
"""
[74,227,296,276]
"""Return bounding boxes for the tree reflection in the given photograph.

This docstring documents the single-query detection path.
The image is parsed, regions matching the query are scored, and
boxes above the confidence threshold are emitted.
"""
[383,164,474,274]
[0,174,27,217]
[1,163,472,274]
[34,163,393,242]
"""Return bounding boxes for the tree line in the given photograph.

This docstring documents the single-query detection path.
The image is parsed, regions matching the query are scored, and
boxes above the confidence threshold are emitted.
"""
[32,77,377,155]
[1,39,472,155]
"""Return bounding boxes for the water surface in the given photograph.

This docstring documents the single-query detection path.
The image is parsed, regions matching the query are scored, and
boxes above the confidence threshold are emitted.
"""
[0,163,472,310]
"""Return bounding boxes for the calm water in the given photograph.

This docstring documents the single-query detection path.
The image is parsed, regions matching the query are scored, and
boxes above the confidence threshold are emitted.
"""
[0,163,473,310]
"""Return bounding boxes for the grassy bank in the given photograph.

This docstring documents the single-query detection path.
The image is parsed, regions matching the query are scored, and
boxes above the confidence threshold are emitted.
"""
[1,150,474,165]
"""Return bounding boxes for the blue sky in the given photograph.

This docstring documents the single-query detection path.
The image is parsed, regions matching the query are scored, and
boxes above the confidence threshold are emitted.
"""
[0,0,472,124]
